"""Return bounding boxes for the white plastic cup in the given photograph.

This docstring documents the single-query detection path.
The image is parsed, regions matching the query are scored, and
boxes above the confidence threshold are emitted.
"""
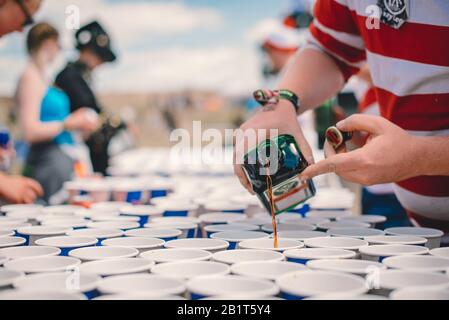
[276,270,367,300]
[364,235,428,246]
[97,274,186,296]
[372,270,449,297]
[164,238,229,253]
[284,248,356,264]
[87,221,140,231]
[337,215,387,228]
[204,201,247,214]
[140,248,212,264]
[274,231,327,241]
[211,231,269,250]
[317,221,371,231]
[327,228,384,239]
[67,228,124,244]
[6,210,42,225]
[430,247,449,259]
[151,261,231,280]
[304,237,368,252]
[212,249,285,265]
[390,286,449,300]
[68,246,139,262]
[0,237,26,249]
[0,230,15,238]
[0,269,24,290]
[305,210,352,221]
[187,275,279,300]
[13,272,100,299]
[80,258,155,277]
[359,244,429,262]
[385,227,444,249]
[230,261,306,280]
[382,255,449,273]
[0,289,86,300]
[238,238,304,252]
[306,259,386,277]
[3,256,81,274]
[0,246,61,259]
[0,204,43,214]
[261,223,316,233]
[17,226,73,246]
[120,205,164,226]
[125,228,182,241]
[204,224,259,238]
[145,222,197,239]
[35,236,97,256]
[93,293,186,300]
[102,237,165,254]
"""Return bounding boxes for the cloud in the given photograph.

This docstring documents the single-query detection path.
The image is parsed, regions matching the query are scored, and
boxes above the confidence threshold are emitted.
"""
[36,0,224,48]
[95,46,261,96]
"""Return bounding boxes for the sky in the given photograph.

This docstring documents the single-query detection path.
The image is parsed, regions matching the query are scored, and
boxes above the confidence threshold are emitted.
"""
[0,0,299,96]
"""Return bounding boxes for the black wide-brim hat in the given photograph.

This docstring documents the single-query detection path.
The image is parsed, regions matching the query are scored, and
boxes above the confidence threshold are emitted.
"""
[76,21,117,63]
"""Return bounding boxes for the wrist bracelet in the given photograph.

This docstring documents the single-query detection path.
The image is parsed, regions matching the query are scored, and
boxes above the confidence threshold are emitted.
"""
[253,89,301,113]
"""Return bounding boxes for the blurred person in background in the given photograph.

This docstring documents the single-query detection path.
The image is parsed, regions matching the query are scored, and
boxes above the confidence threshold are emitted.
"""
[16,23,98,204]
[0,0,44,204]
[56,21,129,176]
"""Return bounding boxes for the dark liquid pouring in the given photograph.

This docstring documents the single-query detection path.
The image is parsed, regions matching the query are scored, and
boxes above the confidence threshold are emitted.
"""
[266,172,278,249]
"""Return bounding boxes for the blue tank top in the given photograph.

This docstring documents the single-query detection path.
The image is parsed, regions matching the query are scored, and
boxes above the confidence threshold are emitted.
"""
[40,87,74,145]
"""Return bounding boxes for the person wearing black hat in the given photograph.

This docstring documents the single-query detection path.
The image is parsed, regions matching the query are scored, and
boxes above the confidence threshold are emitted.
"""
[55,21,126,175]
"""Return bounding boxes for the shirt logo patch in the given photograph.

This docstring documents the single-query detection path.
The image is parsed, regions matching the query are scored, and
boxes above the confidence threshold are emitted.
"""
[378,0,409,29]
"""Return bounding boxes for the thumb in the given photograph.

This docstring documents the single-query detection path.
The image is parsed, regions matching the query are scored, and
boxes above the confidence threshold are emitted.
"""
[337,114,385,136]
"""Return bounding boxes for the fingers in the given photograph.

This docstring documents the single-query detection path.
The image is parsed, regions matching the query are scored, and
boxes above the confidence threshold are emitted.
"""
[337,114,385,136]
[25,178,44,196]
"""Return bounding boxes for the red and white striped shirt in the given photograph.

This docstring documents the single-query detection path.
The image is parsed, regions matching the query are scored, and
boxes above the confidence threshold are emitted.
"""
[307,0,449,225]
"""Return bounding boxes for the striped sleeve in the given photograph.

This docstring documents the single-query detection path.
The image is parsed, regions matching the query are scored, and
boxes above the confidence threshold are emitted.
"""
[307,0,366,80]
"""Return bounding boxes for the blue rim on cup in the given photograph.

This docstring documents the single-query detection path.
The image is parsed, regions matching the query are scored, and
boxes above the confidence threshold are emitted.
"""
[210,231,269,250]
[34,236,97,256]
[125,228,182,242]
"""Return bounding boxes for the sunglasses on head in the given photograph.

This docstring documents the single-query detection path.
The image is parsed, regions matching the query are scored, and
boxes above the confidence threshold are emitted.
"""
[15,0,34,27]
